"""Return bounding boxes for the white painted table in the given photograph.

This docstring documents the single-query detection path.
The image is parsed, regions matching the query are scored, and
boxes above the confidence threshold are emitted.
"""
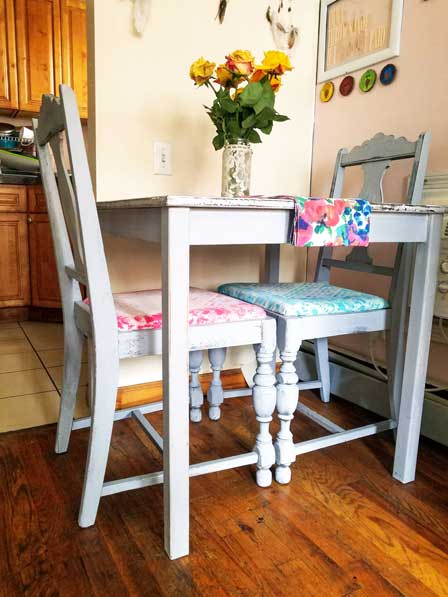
[98,196,444,560]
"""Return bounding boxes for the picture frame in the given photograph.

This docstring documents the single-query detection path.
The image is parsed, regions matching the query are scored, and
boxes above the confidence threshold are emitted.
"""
[317,0,404,83]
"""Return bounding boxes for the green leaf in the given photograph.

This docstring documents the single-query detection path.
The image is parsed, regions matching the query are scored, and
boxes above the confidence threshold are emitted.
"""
[225,116,243,138]
[212,133,225,151]
[247,130,262,143]
[256,106,275,121]
[220,97,237,113]
[241,113,257,129]
[253,84,275,115]
[259,122,273,135]
[272,112,289,122]
[239,82,263,107]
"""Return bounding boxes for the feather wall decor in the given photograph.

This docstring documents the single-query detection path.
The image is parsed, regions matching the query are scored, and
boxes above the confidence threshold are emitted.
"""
[266,0,299,54]
[131,0,151,35]
[216,0,229,23]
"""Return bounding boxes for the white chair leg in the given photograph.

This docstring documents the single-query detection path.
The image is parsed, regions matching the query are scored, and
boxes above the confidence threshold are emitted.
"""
[275,320,300,485]
[189,350,204,423]
[55,321,84,454]
[207,347,227,421]
[252,320,277,487]
[78,340,119,528]
[315,338,331,403]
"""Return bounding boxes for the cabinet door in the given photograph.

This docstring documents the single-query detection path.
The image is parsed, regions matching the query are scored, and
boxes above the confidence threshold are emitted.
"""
[61,0,87,118]
[0,214,30,307]
[15,0,62,112]
[27,185,47,213]
[0,0,18,111]
[29,214,61,308]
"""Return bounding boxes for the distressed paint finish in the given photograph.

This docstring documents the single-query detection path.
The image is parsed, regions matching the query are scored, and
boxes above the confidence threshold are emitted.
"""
[36,85,277,561]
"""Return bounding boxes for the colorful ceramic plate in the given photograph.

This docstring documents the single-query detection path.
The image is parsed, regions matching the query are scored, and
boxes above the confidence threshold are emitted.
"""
[339,75,354,96]
[320,81,334,103]
[359,69,377,93]
[380,63,397,85]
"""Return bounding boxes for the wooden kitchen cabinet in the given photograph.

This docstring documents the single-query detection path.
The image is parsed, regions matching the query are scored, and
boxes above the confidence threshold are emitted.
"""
[28,213,61,307]
[0,184,61,311]
[0,213,30,307]
[15,0,62,112]
[0,0,87,117]
[0,0,19,112]
[61,0,87,118]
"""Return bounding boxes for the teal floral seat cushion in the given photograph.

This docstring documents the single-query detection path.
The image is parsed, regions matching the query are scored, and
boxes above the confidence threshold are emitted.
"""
[218,282,389,317]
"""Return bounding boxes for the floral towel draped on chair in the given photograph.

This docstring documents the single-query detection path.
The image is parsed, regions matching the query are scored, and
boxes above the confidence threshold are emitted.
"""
[289,197,371,247]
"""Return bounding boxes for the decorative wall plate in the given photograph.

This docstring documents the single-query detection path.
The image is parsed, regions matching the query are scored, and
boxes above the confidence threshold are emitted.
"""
[320,81,334,102]
[359,69,377,93]
[339,75,354,96]
[380,63,397,85]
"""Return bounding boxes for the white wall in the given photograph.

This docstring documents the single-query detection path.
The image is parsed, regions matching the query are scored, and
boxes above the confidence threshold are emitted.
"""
[87,0,320,386]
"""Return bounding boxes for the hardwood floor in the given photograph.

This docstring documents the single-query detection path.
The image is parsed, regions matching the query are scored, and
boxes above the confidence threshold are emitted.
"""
[1,391,448,596]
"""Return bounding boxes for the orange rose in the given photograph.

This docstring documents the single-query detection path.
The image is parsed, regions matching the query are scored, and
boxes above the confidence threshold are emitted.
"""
[270,75,282,93]
[250,69,266,83]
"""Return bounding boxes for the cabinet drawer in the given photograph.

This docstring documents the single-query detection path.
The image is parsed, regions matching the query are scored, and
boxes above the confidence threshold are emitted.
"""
[0,186,27,212]
[28,185,47,213]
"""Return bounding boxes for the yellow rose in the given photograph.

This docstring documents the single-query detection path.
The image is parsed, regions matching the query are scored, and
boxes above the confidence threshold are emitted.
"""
[215,64,234,87]
[190,57,216,86]
[260,50,293,75]
[225,50,255,76]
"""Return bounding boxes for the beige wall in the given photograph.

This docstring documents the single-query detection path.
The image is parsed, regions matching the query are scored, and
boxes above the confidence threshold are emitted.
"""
[310,0,448,385]
[87,1,320,385]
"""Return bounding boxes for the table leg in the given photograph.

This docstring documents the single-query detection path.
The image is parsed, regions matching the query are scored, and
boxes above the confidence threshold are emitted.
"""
[393,215,442,483]
[161,207,190,559]
[264,244,280,283]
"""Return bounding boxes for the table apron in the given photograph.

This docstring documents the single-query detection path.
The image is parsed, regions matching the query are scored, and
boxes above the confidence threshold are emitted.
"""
[98,208,431,245]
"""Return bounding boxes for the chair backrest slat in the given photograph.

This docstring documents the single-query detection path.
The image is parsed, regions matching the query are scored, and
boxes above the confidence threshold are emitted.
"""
[315,131,431,302]
[34,85,117,345]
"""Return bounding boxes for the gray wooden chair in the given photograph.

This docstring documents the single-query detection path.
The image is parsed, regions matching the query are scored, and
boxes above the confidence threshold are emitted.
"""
[306,131,431,404]
[33,84,277,529]
[218,131,431,484]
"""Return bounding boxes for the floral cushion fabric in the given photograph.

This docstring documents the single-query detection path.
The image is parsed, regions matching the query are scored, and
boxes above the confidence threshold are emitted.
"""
[108,287,266,331]
[289,197,371,247]
[218,282,389,317]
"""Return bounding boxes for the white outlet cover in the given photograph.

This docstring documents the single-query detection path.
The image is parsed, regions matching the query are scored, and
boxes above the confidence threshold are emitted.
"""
[154,141,172,175]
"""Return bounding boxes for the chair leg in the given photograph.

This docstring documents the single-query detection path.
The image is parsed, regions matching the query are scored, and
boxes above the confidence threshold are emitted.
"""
[189,350,204,422]
[78,340,119,528]
[207,347,227,421]
[252,320,277,487]
[275,320,300,485]
[55,322,84,454]
[315,338,331,403]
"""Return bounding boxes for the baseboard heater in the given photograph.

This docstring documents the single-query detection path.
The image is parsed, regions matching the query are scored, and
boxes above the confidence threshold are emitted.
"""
[296,341,448,448]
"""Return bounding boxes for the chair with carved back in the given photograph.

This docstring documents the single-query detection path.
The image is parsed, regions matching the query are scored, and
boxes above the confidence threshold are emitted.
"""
[218,131,431,484]
[33,84,277,529]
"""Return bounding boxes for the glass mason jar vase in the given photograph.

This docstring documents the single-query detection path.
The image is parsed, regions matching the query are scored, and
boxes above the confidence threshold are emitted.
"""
[221,138,252,197]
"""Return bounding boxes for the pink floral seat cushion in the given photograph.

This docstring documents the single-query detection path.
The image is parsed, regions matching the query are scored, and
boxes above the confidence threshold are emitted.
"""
[107,288,266,331]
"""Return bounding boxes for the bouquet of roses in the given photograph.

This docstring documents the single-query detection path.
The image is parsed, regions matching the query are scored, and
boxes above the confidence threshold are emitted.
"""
[190,50,292,150]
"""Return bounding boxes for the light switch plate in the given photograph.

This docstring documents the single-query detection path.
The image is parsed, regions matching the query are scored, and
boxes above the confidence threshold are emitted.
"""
[153,141,172,175]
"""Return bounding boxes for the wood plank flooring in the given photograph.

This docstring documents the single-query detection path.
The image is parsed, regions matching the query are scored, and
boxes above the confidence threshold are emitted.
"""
[1,392,448,596]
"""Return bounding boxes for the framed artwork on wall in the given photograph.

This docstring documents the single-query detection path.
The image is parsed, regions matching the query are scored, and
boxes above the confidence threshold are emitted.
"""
[317,0,404,83]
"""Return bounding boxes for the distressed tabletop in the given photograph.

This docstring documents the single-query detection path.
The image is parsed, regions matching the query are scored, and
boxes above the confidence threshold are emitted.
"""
[97,196,446,213]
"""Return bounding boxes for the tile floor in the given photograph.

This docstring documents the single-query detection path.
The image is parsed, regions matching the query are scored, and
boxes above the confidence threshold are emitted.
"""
[0,321,89,433]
